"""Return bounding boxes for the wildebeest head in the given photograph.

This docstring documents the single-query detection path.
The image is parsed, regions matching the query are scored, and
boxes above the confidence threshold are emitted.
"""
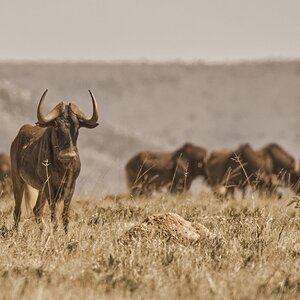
[177,143,208,178]
[36,90,99,162]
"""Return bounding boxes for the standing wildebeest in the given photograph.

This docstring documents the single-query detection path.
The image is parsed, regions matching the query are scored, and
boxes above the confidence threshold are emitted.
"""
[125,143,207,196]
[206,143,278,198]
[10,90,99,231]
[0,153,12,198]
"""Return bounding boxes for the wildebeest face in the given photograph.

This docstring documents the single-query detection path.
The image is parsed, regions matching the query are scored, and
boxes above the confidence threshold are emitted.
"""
[180,143,207,177]
[52,108,80,161]
[36,90,99,162]
[192,150,207,176]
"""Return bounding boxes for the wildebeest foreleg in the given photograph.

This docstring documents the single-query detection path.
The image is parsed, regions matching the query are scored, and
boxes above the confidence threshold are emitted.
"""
[50,201,58,232]
[170,177,185,194]
[225,186,235,199]
[61,184,75,233]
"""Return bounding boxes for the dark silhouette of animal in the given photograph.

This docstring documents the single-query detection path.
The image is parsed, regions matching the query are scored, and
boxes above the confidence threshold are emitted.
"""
[206,143,278,198]
[0,153,12,198]
[260,143,296,185]
[10,90,99,231]
[125,143,208,196]
[256,143,300,195]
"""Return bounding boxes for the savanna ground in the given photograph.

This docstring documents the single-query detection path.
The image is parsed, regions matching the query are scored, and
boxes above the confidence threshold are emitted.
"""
[0,192,299,300]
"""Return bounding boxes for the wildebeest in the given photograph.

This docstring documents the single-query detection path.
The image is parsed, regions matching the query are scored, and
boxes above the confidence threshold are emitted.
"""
[10,90,99,231]
[125,143,208,196]
[262,143,300,194]
[260,143,296,185]
[206,143,278,198]
[0,153,12,198]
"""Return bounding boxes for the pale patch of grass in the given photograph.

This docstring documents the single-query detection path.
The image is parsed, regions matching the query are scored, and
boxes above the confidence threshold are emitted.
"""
[0,192,299,299]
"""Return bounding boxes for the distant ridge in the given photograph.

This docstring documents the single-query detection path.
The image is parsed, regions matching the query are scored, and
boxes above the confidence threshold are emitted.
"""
[1,61,300,193]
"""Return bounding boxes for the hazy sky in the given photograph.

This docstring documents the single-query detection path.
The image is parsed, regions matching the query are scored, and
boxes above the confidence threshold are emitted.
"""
[1,0,300,62]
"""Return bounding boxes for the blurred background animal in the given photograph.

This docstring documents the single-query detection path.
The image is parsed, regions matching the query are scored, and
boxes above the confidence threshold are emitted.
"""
[125,143,207,197]
[260,143,297,186]
[206,143,280,198]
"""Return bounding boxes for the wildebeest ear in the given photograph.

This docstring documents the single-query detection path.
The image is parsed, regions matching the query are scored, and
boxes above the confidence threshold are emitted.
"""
[35,121,49,128]
[79,122,99,129]
[36,119,58,128]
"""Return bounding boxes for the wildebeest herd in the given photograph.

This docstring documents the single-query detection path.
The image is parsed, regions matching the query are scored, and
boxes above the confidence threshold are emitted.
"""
[0,91,299,231]
[126,142,300,198]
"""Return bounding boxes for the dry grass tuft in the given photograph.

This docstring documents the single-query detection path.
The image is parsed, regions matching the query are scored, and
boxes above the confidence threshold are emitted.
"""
[118,212,220,247]
[0,192,299,299]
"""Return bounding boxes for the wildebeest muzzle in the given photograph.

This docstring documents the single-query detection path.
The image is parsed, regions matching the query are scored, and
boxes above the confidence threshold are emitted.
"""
[58,148,77,162]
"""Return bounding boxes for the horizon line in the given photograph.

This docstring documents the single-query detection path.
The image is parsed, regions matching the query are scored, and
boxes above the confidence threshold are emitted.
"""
[0,56,300,66]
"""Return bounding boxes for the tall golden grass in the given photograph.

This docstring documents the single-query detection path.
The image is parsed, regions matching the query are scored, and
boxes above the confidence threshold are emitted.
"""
[0,192,299,299]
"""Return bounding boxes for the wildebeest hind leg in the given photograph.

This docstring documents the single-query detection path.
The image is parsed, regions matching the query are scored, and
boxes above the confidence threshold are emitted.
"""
[24,184,37,217]
[12,178,25,229]
[33,192,47,230]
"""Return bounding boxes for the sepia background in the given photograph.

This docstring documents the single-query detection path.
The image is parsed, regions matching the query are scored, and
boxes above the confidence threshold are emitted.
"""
[0,0,300,195]
[1,2,300,300]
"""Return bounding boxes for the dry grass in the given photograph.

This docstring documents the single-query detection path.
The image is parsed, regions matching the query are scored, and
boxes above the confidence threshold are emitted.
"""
[0,192,299,300]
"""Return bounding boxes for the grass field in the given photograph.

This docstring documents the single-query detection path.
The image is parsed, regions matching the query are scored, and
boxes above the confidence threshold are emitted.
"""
[0,192,299,300]
[1,61,300,299]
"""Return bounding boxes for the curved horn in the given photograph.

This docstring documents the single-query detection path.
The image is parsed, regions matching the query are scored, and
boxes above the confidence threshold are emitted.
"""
[85,90,99,125]
[37,90,65,125]
[72,90,99,128]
